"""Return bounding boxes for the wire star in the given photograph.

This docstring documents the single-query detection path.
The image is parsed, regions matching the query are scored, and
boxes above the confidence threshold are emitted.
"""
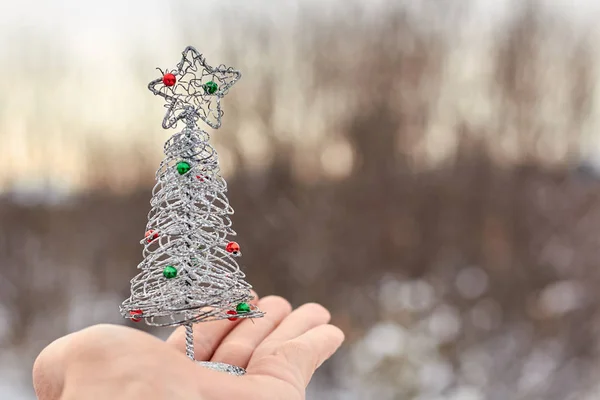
[148,46,241,130]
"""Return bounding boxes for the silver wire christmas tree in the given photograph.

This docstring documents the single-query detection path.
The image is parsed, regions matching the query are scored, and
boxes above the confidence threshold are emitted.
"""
[120,46,263,376]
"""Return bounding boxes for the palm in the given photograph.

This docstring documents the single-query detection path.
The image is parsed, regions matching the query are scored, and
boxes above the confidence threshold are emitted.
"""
[33,296,344,400]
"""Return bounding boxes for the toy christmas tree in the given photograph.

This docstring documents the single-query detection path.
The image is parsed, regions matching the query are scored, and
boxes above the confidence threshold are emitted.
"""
[120,46,263,376]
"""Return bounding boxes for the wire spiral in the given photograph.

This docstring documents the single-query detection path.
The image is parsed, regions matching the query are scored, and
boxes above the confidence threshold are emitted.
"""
[120,127,262,327]
[120,46,263,334]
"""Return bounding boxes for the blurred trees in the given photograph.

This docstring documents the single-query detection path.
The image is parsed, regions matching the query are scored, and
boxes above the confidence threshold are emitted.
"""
[1,2,600,399]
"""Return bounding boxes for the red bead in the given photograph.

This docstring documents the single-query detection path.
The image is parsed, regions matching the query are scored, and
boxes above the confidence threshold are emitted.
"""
[163,73,176,87]
[145,229,159,243]
[226,241,240,254]
[130,310,143,322]
[226,310,238,321]
[196,175,204,182]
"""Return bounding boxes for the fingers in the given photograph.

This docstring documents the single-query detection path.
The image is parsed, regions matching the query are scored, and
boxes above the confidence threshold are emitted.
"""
[166,290,259,360]
[210,296,292,368]
[247,324,345,390]
[249,303,331,363]
[279,324,345,385]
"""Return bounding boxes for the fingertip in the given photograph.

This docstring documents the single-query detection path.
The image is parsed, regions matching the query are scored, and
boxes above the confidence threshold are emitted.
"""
[324,324,345,345]
[258,295,293,314]
[298,303,331,322]
[317,324,345,363]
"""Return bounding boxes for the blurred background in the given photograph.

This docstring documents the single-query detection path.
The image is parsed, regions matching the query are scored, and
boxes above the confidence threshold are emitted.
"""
[2,0,600,398]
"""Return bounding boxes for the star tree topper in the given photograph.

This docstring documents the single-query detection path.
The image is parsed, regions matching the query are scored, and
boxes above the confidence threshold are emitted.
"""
[148,46,241,130]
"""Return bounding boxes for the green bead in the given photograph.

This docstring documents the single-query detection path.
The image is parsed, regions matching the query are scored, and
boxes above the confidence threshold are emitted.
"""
[176,161,191,175]
[204,81,218,94]
[236,302,251,313]
[163,265,178,279]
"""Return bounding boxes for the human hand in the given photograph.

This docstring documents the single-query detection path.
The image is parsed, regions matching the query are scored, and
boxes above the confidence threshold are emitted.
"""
[32,295,344,400]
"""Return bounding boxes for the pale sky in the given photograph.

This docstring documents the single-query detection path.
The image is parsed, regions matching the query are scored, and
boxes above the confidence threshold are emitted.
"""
[0,0,599,196]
